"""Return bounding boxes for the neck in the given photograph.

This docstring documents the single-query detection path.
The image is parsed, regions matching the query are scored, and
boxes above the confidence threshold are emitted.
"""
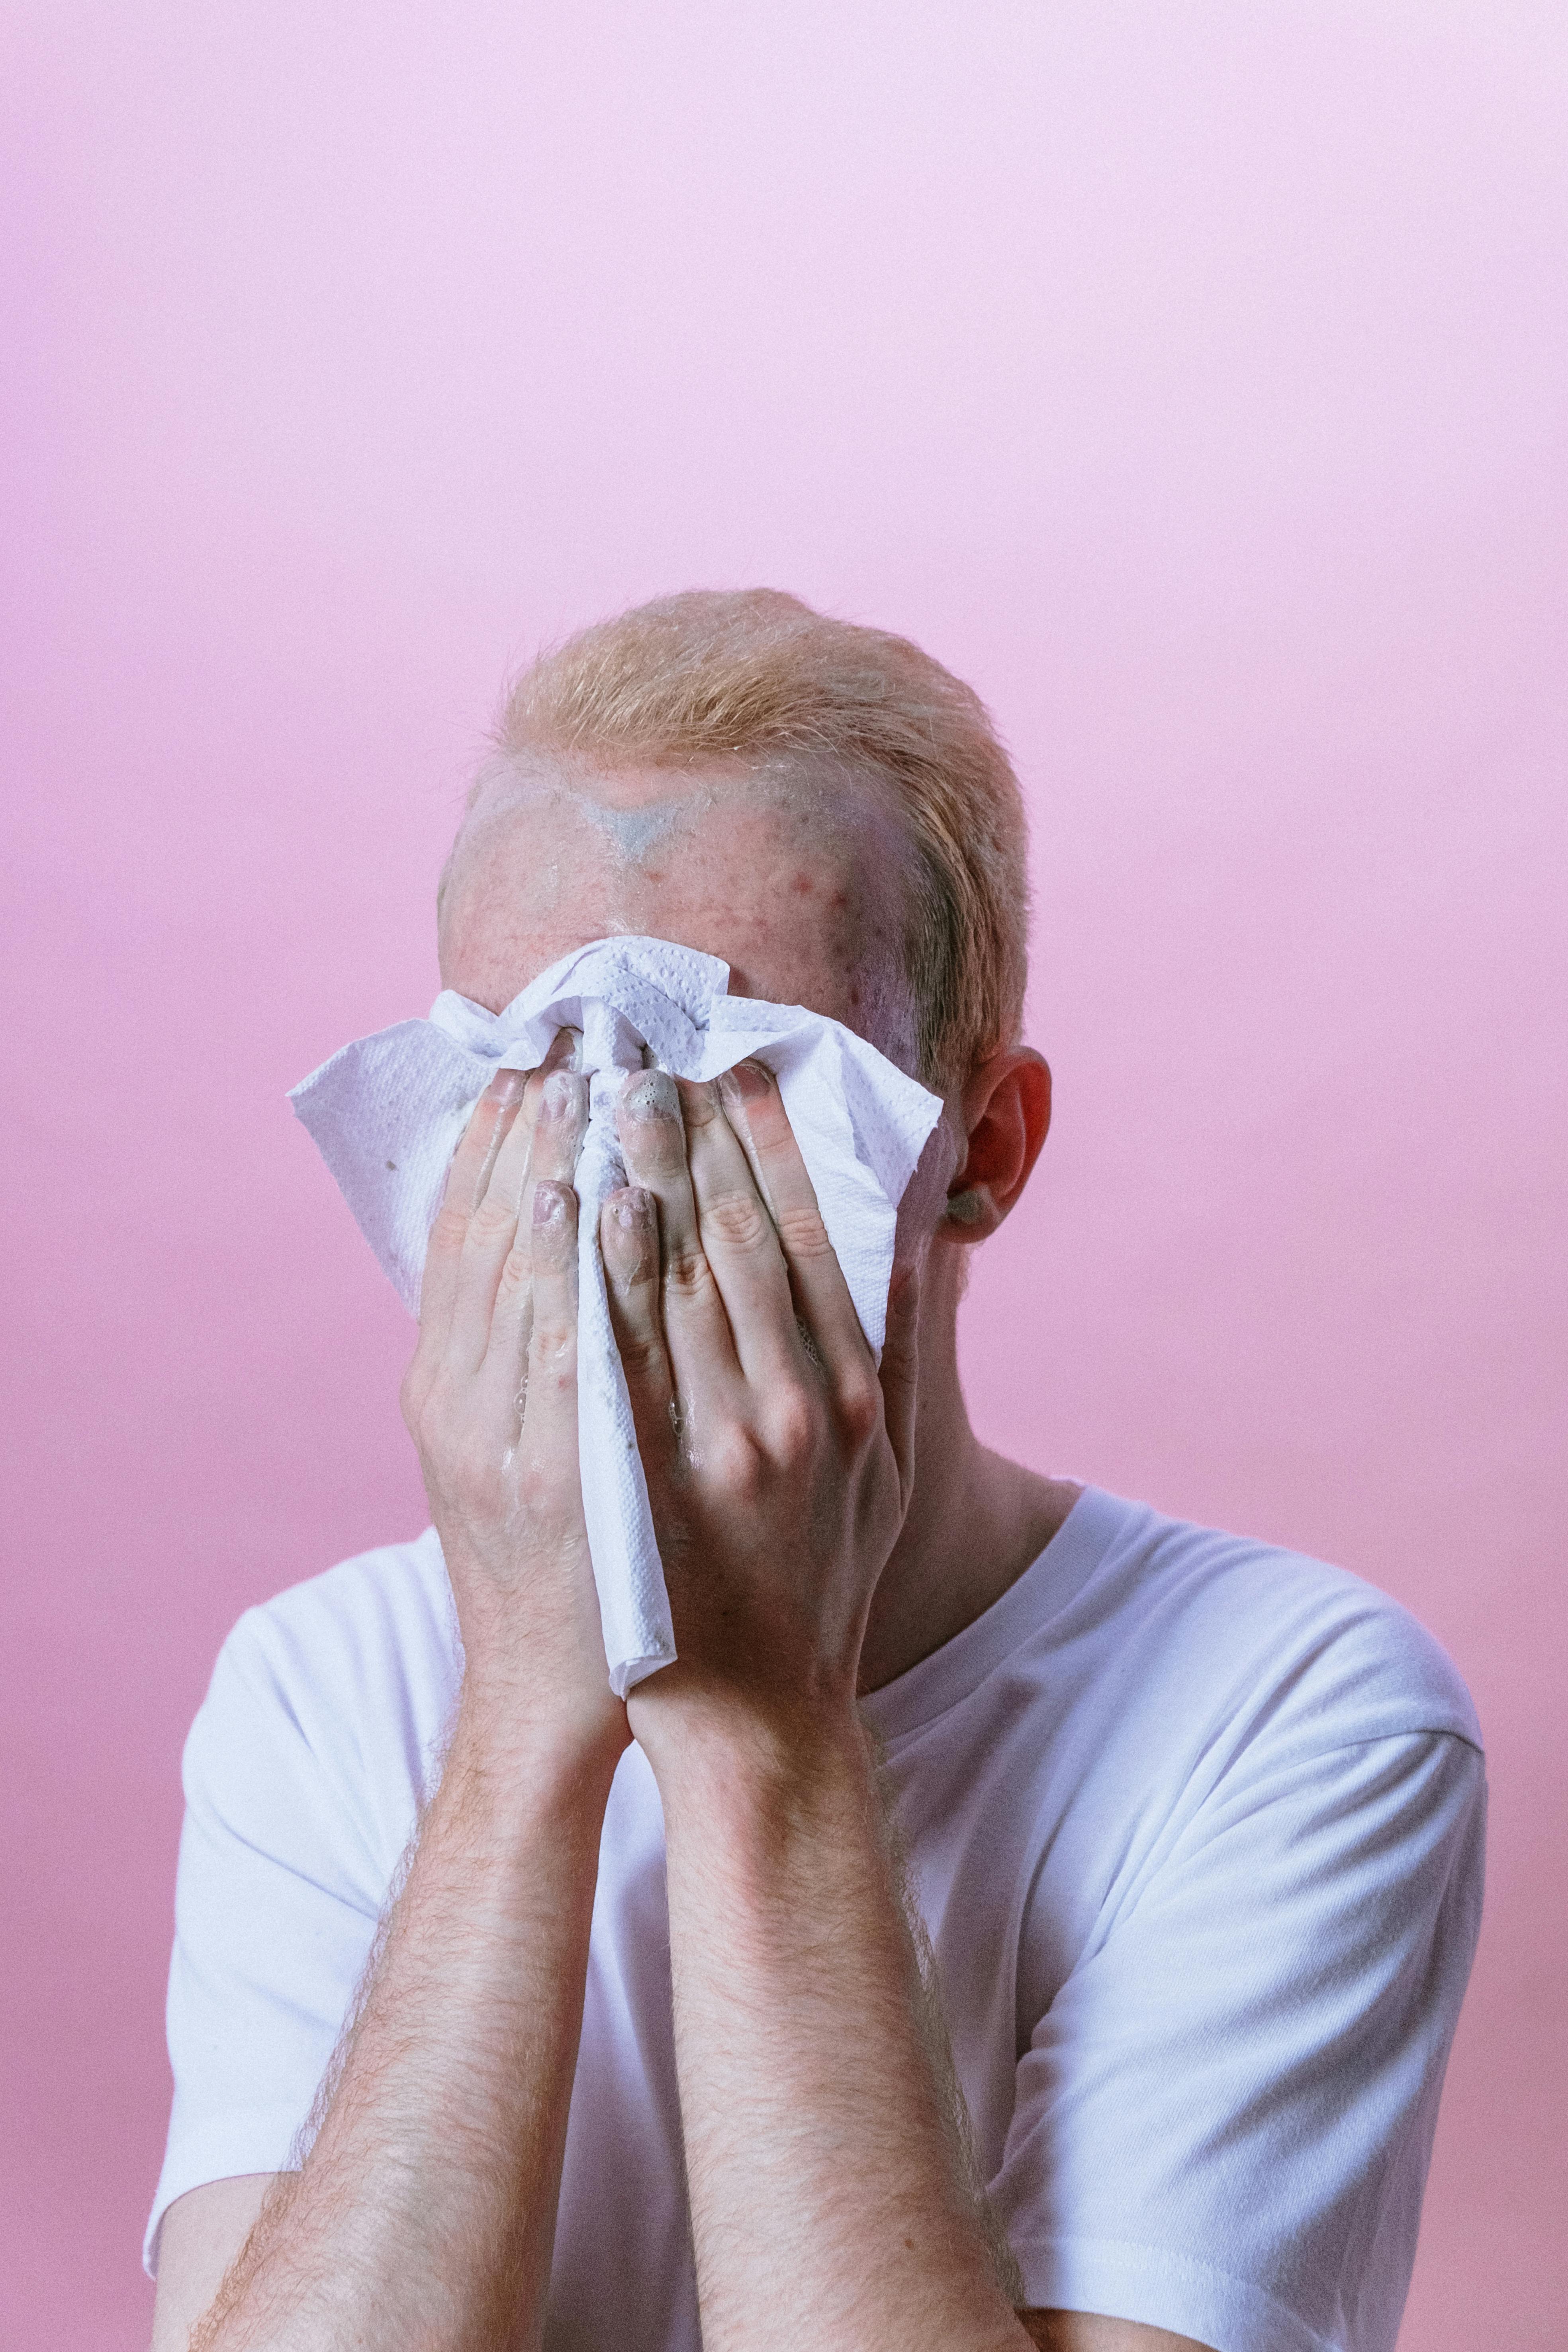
[857,1242,1080,1694]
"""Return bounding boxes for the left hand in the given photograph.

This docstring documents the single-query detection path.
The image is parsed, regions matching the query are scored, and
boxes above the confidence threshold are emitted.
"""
[599,1059,921,1748]
[400,1048,627,1766]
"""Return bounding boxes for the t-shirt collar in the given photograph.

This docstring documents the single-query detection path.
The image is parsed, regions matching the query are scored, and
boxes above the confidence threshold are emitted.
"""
[859,1485,1139,1746]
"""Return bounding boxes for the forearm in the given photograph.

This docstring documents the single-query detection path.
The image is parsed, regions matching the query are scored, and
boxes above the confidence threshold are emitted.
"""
[195,1696,619,2352]
[652,1703,1027,2352]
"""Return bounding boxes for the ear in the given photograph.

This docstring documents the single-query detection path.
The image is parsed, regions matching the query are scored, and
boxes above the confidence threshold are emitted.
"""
[939,1048,1051,1245]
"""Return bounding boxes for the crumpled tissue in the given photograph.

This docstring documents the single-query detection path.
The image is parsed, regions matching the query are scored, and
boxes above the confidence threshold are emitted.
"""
[289,935,945,1694]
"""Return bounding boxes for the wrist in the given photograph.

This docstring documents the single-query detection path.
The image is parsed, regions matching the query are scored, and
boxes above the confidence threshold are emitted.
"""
[634,1682,873,1833]
[449,1677,628,1823]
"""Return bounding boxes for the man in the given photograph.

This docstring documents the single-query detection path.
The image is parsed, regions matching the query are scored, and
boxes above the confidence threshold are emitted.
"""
[147,591,1484,2352]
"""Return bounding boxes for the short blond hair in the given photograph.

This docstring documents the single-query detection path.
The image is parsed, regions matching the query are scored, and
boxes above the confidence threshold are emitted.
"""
[492,589,1030,1088]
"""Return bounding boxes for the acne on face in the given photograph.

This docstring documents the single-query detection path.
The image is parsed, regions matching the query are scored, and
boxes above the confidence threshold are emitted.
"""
[437,754,925,1077]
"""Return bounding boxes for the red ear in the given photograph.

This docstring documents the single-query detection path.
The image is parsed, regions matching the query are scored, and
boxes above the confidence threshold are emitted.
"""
[942,1050,1051,1242]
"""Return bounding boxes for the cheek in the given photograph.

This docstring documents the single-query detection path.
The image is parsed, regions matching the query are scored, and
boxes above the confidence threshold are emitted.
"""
[895,1114,963,1261]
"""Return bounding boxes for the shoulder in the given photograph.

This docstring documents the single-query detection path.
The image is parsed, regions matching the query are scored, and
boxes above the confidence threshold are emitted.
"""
[990,1516,1487,2352]
[1068,1489,1482,1757]
[211,1526,457,1725]
[186,1529,459,1875]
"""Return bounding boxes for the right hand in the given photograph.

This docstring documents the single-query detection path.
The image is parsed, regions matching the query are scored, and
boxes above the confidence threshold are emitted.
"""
[601,1063,920,1757]
[400,1043,630,1765]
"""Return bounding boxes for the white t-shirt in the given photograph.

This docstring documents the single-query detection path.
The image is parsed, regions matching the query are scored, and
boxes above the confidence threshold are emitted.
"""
[148,1487,1484,2352]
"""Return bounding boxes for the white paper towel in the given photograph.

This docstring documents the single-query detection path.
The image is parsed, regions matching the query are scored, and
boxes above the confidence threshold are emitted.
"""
[289,935,945,1694]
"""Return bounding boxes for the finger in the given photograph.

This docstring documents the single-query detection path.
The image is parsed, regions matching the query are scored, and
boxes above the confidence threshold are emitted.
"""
[487,1025,579,1230]
[413,1027,572,1353]
[679,1078,802,1387]
[715,1060,874,1390]
[478,1024,581,1307]
[525,1065,589,1191]
[600,1186,677,1455]
[472,1026,578,1235]
[520,1024,578,1113]
[450,1066,587,1373]
[615,1069,740,1395]
[415,1069,528,1355]
[480,1058,589,1396]
[514,1181,584,1541]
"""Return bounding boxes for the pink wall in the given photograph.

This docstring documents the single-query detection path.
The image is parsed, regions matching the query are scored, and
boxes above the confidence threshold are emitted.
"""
[3,6,1562,2343]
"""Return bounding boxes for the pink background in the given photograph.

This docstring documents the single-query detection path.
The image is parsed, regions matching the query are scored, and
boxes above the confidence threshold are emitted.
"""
[3,5,1563,2343]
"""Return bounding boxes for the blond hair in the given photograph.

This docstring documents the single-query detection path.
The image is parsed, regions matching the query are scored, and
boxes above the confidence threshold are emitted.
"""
[492,589,1030,1089]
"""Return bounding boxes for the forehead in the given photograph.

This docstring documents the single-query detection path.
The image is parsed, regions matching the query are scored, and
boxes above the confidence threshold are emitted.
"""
[437,755,920,1065]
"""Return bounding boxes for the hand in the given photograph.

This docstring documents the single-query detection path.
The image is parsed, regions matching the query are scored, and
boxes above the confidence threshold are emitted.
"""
[400,1044,629,1764]
[599,1060,920,1754]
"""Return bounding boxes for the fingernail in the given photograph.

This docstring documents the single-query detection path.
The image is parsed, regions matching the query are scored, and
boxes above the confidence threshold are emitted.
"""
[485,1067,526,1104]
[533,1181,570,1227]
[540,1068,581,1120]
[609,1189,652,1230]
[718,1059,772,1104]
[621,1069,679,1121]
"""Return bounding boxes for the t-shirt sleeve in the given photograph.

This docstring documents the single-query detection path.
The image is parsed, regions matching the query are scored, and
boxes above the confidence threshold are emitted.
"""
[144,1607,393,2276]
[992,1727,1485,2352]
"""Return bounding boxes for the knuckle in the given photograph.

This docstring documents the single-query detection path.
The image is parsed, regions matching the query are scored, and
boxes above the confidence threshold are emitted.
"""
[429,1201,471,1253]
[468,1193,518,1247]
[774,1203,833,1259]
[528,1316,577,1378]
[663,1245,717,1304]
[709,1424,768,1499]
[701,1191,773,1255]
[614,1325,668,1385]
[769,1394,819,1464]
[834,1372,883,1446]
[496,1244,531,1299]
